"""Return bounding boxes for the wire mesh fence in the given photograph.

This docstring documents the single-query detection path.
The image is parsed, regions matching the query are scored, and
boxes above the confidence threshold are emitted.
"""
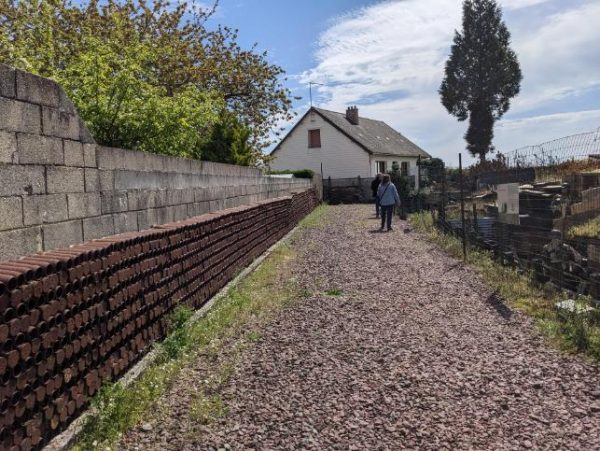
[422,128,600,305]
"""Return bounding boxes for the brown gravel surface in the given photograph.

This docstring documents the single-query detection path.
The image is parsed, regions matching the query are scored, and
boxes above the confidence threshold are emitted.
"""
[120,205,599,451]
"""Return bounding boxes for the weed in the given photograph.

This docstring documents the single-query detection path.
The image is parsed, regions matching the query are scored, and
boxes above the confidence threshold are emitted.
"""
[410,211,600,362]
[189,395,229,425]
[325,288,343,296]
[245,330,262,342]
[299,204,330,229]
[567,214,600,239]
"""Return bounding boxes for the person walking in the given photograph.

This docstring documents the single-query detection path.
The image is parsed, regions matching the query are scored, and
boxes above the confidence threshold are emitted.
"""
[377,174,400,231]
[371,173,382,218]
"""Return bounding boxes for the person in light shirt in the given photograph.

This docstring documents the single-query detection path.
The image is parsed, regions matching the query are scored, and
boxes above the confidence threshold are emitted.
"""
[376,174,400,232]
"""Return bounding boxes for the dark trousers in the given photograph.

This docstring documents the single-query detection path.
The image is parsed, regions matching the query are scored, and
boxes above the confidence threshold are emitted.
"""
[380,205,394,230]
[374,195,380,217]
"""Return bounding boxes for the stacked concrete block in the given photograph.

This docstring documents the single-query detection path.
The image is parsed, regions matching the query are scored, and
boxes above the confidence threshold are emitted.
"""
[0,64,314,262]
[0,190,318,450]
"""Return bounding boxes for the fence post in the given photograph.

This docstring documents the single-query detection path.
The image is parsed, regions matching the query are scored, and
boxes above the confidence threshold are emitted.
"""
[440,169,447,224]
[472,203,478,235]
[459,153,467,261]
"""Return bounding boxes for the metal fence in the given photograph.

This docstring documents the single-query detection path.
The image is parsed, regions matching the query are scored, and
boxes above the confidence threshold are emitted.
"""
[425,128,600,303]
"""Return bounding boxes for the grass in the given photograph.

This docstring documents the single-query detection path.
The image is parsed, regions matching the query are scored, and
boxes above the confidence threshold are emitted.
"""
[567,214,600,239]
[189,394,229,425]
[325,288,343,296]
[298,204,331,229]
[410,211,600,362]
[74,205,329,450]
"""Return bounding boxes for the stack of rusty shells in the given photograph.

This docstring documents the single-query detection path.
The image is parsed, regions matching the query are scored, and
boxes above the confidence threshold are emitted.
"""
[0,190,318,451]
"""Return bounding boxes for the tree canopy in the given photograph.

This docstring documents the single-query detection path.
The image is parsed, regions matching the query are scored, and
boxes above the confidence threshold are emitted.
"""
[439,0,522,161]
[0,0,294,165]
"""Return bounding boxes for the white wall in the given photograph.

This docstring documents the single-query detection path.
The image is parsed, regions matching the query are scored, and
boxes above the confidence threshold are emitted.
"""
[271,111,371,179]
[370,155,421,188]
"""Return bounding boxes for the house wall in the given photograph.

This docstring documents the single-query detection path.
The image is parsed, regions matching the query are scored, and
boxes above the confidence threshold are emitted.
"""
[369,155,421,188]
[270,111,371,179]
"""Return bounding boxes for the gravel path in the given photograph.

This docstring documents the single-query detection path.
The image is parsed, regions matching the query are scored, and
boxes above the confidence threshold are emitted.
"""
[120,205,599,450]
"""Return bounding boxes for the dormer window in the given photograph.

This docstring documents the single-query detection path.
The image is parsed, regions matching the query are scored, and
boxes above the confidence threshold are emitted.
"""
[308,129,321,148]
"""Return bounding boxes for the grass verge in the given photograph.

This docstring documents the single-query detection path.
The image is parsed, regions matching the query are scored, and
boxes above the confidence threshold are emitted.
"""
[567,214,600,239]
[410,211,600,362]
[74,206,327,450]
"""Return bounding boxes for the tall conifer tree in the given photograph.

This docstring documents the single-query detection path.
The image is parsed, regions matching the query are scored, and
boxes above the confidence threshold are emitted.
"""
[440,0,522,161]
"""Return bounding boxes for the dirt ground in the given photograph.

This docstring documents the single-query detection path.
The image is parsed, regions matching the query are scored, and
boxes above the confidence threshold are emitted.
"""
[119,204,599,450]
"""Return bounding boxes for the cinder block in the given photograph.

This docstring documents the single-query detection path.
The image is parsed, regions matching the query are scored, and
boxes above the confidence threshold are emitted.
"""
[96,146,123,170]
[101,191,128,214]
[83,215,114,240]
[114,170,161,190]
[154,207,174,226]
[63,140,84,166]
[43,220,83,250]
[99,170,114,191]
[79,118,95,144]
[67,193,101,219]
[0,227,42,262]
[15,70,60,107]
[194,188,210,203]
[42,107,80,140]
[0,131,16,164]
[188,202,210,217]
[0,64,16,98]
[0,197,23,231]
[114,212,138,234]
[0,165,45,196]
[172,204,188,221]
[57,88,76,115]
[83,144,97,167]
[16,133,64,165]
[85,168,100,192]
[209,199,225,212]
[137,209,157,231]
[0,97,41,134]
[47,167,85,193]
[23,194,68,225]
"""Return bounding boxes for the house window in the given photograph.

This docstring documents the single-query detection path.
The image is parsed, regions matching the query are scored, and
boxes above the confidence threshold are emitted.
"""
[308,129,321,148]
[401,162,409,176]
[376,161,386,174]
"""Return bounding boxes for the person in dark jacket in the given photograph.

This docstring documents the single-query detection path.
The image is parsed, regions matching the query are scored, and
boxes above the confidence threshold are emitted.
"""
[371,173,382,218]
[376,174,400,231]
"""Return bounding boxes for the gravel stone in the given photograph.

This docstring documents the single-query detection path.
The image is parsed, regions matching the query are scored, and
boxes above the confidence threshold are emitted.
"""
[119,205,600,450]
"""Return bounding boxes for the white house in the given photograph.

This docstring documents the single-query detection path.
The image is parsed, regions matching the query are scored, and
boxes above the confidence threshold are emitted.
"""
[270,106,431,186]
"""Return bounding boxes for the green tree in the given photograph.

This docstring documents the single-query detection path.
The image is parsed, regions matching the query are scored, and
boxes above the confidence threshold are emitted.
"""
[201,110,255,166]
[0,0,293,164]
[419,157,445,187]
[439,0,522,161]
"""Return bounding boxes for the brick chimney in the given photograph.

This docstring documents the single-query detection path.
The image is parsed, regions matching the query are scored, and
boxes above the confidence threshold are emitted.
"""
[346,106,359,125]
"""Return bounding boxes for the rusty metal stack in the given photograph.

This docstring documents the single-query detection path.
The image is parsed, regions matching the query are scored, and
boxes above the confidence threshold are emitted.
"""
[0,190,318,451]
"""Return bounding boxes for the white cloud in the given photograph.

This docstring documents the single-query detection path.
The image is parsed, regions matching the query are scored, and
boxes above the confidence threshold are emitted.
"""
[297,0,600,166]
[499,0,551,10]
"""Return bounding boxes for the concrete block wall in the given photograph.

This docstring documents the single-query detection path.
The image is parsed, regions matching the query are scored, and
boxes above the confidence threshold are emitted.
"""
[0,64,312,262]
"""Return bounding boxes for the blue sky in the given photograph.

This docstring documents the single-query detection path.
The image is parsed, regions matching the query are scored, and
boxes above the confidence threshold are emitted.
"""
[203,1,600,165]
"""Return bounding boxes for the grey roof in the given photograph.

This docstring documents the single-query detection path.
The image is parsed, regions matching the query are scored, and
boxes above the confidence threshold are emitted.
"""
[312,107,431,158]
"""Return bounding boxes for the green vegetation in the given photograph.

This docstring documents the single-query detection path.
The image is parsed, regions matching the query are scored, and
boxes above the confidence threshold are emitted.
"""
[411,211,600,361]
[325,288,342,296]
[189,394,229,425]
[440,0,522,161]
[297,204,330,229]
[0,1,293,165]
[567,215,600,239]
